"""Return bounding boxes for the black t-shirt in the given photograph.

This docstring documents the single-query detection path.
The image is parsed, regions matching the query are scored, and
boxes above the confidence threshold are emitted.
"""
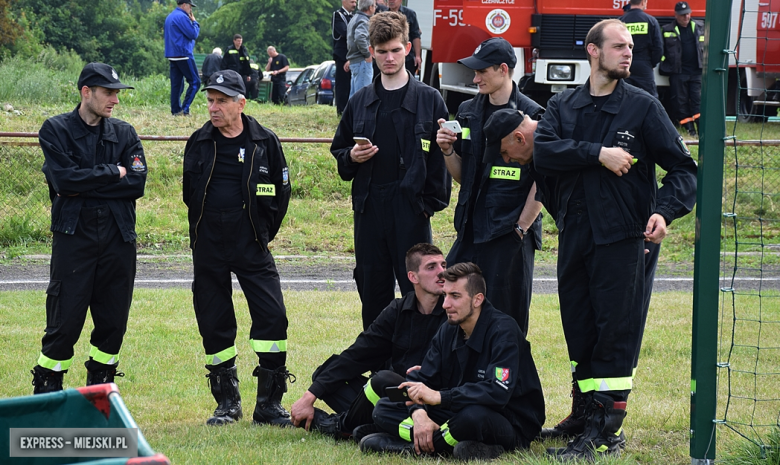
[679,25,700,74]
[205,125,247,210]
[372,80,409,185]
[269,53,289,81]
[77,116,106,207]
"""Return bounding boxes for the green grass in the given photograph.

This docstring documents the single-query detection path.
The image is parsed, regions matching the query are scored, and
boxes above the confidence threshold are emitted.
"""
[0,289,716,464]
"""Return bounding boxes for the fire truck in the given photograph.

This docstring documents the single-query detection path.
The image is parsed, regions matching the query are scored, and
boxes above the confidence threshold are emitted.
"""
[408,0,779,121]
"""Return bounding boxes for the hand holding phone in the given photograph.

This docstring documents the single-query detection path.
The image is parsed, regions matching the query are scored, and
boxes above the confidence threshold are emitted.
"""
[385,385,410,403]
[441,120,462,134]
[354,137,372,146]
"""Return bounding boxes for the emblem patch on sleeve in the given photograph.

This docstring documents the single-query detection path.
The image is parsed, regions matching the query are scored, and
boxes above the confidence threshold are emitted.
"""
[677,135,691,155]
[496,367,510,382]
[282,167,289,185]
[130,155,146,172]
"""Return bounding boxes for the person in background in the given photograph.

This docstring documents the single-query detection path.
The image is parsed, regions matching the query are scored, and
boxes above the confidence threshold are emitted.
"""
[265,46,289,105]
[164,0,200,116]
[202,47,223,87]
[347,0,376,99]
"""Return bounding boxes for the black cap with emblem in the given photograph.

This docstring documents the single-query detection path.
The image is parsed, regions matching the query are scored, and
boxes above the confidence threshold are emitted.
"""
[675,1,691,14]
[202,70,246,97]
[458,37,517,70]
[77,63,134,90]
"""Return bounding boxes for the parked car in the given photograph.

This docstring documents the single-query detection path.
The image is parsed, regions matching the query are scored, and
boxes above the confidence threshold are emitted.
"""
[306,60,336,106]
[286,65,318,106]
[285,68,305,92]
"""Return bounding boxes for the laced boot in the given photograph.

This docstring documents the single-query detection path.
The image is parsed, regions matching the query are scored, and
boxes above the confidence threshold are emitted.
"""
[359,432,415,455]
[310,408,350,440]
[31,365,65,394]
[550,392,627,461]
[252,365,295,427]
[539,379,588,440]
[85,361,124,386]
[205,365,243,426]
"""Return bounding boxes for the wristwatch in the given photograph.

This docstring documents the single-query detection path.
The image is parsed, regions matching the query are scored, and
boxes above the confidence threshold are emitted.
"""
[514,223,526,239]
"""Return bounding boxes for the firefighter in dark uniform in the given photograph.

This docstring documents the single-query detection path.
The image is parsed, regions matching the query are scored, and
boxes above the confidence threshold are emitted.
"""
[360,263,545,461]
[221,34,253,90]
[620,0,663,97]
[436,37,544,335]
[182,70,294,427]
[332,0,355,115]
[330,12,450,331]
[31,62,147,394]
[265,46,289,105]
[533,20,697,460]
[660,1,705,136]
[289,244,448,439]
[387,0,422,76]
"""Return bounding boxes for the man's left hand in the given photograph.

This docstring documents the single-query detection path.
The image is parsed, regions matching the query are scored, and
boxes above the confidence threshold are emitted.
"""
[400,381,441,406]
[644,213,667,244]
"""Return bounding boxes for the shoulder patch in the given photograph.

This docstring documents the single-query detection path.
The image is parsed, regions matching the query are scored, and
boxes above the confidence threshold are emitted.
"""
[677,135,691,155]
[282,167,289,185]
[130,155,146,172]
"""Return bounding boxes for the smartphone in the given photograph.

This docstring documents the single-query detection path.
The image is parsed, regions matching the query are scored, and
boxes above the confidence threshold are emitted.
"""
[354,136,372,146]
[385,385,410,403]
[441,120,462,134]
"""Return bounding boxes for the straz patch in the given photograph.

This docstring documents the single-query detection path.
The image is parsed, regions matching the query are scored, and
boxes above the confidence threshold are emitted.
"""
[490,166,520,180]
[495,367,510,390]
[256,184,276,196]
[462,128,472,140]
[625,22,648,34]
[677,135,691,155]
[421,139,430,152]
[282,167,289,185]
[130,155,146,172]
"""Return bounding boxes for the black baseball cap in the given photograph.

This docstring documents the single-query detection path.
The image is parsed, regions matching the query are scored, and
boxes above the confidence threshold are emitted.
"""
[178,0,197,6]
[458,37,517,70]
[675,2,691,14]
[77,63,134,90]
[202,70,246,97]
[484,109,526,148]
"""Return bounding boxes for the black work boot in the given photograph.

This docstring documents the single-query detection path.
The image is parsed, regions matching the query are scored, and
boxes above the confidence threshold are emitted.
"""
[85,361,124,386]
[359,432,415,455]
[252,365,295,427]
[205,365,243,426]
[453,441,504,461]
[539,379,588,440]
[310,408,350,440]
[685,121,698,137]
[31,365,65,394]
[549,392,627,461]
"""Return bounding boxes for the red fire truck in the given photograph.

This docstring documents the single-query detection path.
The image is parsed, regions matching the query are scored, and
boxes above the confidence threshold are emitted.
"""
[408,0,779,121]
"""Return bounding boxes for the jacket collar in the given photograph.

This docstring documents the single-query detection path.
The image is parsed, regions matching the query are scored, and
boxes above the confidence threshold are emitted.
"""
[572,78,624,114]
[195,113,269,142]
[366,70,419,112]
[401,292,446,316]
[69,105,118,143]
[450,300,497,353]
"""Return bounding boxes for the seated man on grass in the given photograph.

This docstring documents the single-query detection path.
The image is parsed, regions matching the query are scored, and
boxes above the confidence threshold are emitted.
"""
[290,243,448,440]
[359,263,545,461]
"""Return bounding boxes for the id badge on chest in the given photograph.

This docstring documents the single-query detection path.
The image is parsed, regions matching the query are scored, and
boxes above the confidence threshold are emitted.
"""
[612,129,636,153]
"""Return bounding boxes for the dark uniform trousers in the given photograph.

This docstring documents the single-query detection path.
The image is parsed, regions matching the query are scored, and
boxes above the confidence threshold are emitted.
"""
[42,206,136,362]
[192,207,288,366]
[447,227,535,335]
[271,78,286,105]
[319,369,406,433]
[335,59,351,114]
[353,182,432,330]
[557,200,644,397]
[670,74,702,124]
[373,399,528,453]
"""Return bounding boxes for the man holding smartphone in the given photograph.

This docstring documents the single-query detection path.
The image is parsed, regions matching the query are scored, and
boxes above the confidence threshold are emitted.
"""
[331,11,450,330]
[435,37,544,335]
[361,263,545,461]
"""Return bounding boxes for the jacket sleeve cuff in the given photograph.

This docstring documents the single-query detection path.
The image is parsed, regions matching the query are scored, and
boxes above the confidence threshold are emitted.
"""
[588,143,602,165]
[653,207,674,226]
[438,390,452,410]
[308,382,326,400]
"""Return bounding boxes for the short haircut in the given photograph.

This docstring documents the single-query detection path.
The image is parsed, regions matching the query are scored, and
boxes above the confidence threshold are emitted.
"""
[358,0,375,12]
[212,47,222,55]
[369,11,409,48]
[439,262,486,298]
[585,19,627,64]
[630,0,643,5]
[233,34,243,40]
[405,243,443,273]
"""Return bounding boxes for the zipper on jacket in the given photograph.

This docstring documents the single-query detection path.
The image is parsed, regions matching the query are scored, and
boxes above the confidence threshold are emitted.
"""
[192,141,217,248]
[246,145,263,250]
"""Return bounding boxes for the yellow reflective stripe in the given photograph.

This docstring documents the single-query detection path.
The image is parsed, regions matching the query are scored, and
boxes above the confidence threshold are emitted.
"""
[229,50,238,54]
[250,63,259,69]
[421,139,430,152]
[256,184,276,196]
[440,421,458,446]
[624,22,648,34]
[364,381,381,405]
[699,35,704,42]
[206,346,237,366]
[664,32,676,38]
[89,345,119,365]
[462,128,471,140]
[38,353,73,372]
[578,376,633,392]
[570,360,578,373]
[661,56,666,61]
[490,166,520,180]
[399,417,414,442]
[250,339,287,353]
[240,57,248,60]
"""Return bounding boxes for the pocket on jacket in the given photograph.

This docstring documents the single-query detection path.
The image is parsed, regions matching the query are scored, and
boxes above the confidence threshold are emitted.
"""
[45,280,62,329]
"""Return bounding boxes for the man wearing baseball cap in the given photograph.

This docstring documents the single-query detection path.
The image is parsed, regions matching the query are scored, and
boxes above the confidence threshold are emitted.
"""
[660,1,704,136]
[182,70,294,427]
[164,0,201,116]
[32,63,147,394]
[435,37,544,336]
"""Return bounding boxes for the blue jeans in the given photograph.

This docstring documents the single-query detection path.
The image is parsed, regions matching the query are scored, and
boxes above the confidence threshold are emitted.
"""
[169,57,201,115]
[349,60,373,99]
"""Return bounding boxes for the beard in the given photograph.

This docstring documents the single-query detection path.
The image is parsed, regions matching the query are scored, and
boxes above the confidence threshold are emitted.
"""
[598,53,630,80]
[447,303,475,326]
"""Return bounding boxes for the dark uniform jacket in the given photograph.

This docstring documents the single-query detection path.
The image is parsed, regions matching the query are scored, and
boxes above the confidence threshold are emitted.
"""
[332,7,353,61]
[534,79,698,244]
[621,8,663,67]
[183,114,291,250]
[398,6,422,67]
[201,52,222,83]
[308,292,447,399]
[222,44,252,77]
[330,72,451,217]
[452,82,544,246]
[659,19,705,75]
[40,106,147,242]
[408,302,545,443]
